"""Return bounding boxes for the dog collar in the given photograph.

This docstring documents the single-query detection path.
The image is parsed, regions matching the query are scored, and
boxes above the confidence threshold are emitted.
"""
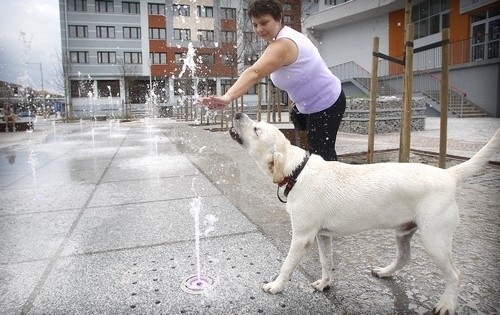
[277,155,309,203]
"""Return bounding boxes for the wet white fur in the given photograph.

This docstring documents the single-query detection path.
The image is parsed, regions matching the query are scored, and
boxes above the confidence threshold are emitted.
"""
[231,113,499,315]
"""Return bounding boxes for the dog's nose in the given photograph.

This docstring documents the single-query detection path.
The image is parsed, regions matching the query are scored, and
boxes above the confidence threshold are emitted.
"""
[234,112,243,120]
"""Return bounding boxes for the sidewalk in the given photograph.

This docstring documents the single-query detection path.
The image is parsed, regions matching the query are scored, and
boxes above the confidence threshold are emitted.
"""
[0,117,498,314]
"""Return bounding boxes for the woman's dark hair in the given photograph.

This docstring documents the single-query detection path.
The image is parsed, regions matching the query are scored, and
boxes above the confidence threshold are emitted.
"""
[247,0,283,22]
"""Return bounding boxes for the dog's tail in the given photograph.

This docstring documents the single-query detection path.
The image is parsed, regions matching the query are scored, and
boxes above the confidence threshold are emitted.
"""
[447,128,500,184]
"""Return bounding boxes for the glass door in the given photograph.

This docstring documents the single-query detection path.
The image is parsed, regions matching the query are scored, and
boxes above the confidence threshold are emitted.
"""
[471,23,486,61]
[487,18,499,59]
[470,6,500,62]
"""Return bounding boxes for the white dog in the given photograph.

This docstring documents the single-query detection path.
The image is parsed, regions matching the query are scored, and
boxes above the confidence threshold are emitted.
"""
[229,113,499,315]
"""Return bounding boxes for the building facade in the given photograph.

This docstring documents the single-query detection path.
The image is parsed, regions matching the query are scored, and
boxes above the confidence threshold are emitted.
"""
[304,0,500,117]
[59,0,301,118]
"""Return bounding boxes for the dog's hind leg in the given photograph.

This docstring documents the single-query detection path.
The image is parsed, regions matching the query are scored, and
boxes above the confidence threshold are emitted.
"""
[419,207,460,315]
[372,223,417,278]
[311,234,333,291]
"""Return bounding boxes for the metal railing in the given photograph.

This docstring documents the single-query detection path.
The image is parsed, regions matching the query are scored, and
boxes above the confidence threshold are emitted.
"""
[330,61,371,82]
[376,33,499,75]
[330,61,480,117]
[330,34,498,117]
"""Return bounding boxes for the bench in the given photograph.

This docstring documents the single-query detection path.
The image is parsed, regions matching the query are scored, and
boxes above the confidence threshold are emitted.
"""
[93,115,107,121]
[0,121,34,132]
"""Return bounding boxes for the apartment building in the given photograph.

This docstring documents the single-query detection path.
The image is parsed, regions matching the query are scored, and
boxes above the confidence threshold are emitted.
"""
[304,0,500,117]
[59,0,301,118]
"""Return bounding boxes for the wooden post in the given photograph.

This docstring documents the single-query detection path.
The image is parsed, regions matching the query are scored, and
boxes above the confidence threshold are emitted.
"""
[277,89,282,122]
[439,28,450,168]
[257,79,262,121]
[272,86,278,122]
[220,108,224,129]
[399,0,413,163]
[189,98,193,120]
[231,101,235,127]
[267,79,271,123]
[367,37,379,164]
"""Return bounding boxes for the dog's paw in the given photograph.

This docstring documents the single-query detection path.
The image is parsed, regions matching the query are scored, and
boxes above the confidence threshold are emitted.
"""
[433,297,456,315]
[371,266,392,278]
[310,279,331,292]
[262,280,285,294]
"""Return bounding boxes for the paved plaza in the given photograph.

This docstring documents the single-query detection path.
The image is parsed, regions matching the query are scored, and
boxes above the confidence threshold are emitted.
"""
[0,116,499,314]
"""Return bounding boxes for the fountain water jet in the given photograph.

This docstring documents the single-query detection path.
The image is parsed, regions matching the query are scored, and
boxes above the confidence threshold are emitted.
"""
[52,121,56,140]
[91,128,95,153]
[181,180,215,294]
[27,144,39,197]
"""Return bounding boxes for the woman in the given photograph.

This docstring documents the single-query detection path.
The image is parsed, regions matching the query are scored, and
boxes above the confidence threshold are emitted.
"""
[199,0,345,161]
[3,102,16,132]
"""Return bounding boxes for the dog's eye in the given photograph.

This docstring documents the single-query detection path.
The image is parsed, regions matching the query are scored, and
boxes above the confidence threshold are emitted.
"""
[254,127,259,136]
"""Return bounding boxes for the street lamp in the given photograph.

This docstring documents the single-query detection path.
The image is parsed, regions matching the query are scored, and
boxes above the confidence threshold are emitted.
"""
[26,62,45,117]
[26,62,44,93]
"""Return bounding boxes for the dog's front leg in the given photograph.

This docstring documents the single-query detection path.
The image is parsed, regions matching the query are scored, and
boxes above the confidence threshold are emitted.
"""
[263,235,315,294]
[311,234,333,291]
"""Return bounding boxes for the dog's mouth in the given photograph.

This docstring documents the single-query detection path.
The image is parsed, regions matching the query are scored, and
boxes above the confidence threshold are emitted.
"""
[229,127,243,145]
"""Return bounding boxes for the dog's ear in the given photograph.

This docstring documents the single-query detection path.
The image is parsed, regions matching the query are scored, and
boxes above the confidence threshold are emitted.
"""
[269,152,285,184]
[268,136,288,184]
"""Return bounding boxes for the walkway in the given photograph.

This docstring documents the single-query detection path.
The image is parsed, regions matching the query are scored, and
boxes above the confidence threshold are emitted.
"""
[0,116,498,314]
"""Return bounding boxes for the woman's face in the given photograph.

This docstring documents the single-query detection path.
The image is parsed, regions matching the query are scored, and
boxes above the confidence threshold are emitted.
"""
[251,14,282,43]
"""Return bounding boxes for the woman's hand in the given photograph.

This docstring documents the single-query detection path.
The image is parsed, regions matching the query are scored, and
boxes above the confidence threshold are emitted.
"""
[197,95,231,110]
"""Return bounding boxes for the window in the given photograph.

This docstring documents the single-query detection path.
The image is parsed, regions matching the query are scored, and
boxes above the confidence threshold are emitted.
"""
[174,28,191,40]
[283,4,292,10]
[197,6,213,17]
[95,0,113,12]
[471,6,500,61]
[68,0,87,12]
[244,54,259,65]
[246,83,258,95]
[97,51,116,63]
[129,80,148,103]
[123,27,141,39]
[148,80,166,99]
[122,2,139,14]
[71,80,93,97]
[198,53,214,65]
[221,79,235,94]
[197,79,216,96]
[174,79,194,95]
[96,26,115,38]
[149,28,166,39]
[221,7,236,19]
[150,52,167,64]
[69,25,88,38]
[124,52,142,64]
[97,80,119,97]
[70,51,89,63]
[221,31,236,43]
[148,3,165,15]
[175,52,184,64]
[324,0,349,5]
[284,15,294,24]
[197,29,214,41]
[411,0,449,39]
[244,31,259,43]
[222,54,237,66]
[173,4,190,16]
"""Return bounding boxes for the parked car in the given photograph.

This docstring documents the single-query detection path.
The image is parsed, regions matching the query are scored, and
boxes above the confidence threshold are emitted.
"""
[17,111,35,118]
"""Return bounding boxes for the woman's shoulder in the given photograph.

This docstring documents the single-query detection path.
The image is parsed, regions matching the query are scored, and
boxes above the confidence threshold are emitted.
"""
[281,26,300,36]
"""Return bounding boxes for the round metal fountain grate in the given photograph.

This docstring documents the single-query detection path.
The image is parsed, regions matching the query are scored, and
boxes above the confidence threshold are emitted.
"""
[181,274,214,294]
